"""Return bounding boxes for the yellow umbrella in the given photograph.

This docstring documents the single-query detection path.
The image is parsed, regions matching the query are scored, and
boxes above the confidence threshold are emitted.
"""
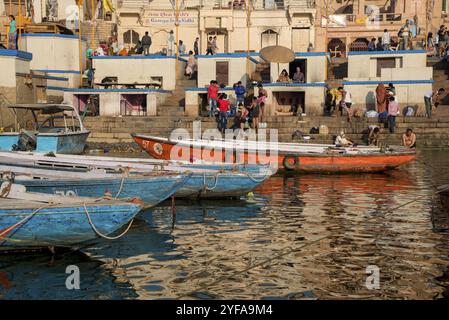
[260,45,295,63]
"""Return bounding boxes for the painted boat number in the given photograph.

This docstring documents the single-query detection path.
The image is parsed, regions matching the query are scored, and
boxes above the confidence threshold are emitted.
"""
[55,190,78,197]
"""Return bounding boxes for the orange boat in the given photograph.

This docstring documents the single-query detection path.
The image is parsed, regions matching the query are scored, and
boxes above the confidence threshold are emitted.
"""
[131,134,416,174]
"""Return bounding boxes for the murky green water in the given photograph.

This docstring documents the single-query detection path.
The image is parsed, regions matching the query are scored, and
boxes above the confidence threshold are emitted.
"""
[1,150,449,299]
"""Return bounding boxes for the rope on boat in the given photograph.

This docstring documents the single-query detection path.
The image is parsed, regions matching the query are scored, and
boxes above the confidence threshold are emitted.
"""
[114,174,126,199]
[83,203,134,240]
[203,172,220,191]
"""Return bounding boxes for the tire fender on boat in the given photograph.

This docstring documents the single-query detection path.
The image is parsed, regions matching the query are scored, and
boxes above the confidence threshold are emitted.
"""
[282,154,300,171]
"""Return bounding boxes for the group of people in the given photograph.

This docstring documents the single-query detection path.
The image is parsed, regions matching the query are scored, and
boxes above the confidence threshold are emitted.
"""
[428,25,449,60]
[325,86,353,122]
[87,31,199,58]
[276,67,305,84]
[375,83,400,133]
[207,81,267,134]
[206,36,219,55]
[367,126,416,149]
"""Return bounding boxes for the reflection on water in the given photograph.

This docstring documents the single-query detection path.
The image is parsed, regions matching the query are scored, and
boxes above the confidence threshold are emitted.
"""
[1,150,449,299]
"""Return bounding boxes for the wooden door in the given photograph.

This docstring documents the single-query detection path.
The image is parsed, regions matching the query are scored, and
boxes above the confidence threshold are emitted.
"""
[216,61,229,86]
[292,28,310,52]
[376,58,396,77]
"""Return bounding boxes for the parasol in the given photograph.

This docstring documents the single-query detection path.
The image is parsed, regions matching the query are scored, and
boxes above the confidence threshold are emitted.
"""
[260,45,296,63]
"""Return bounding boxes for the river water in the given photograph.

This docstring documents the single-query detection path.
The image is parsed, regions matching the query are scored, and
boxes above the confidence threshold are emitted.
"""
[1,150,449,300]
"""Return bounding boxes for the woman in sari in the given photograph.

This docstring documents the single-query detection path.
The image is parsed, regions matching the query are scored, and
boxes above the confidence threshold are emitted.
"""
[185,51,196,79]
[376,83,387,114]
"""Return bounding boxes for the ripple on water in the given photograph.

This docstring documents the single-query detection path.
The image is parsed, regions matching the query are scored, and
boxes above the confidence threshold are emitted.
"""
[2,150,449,299]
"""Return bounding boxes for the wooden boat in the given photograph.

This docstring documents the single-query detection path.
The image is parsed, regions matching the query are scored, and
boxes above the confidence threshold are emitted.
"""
[0,161,190,208]
[0,183,143,251]
[0,104,90,154]
[0,152,273,199]
[131,134,417,173]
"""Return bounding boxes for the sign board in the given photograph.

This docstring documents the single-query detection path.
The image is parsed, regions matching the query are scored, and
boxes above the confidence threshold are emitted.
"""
[321,15,347,28]
[145,11,197,25]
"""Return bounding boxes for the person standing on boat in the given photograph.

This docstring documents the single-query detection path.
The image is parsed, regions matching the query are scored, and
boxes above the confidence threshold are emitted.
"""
[387,95,399,133]
[207,80,219,117]
[402,128,416,148]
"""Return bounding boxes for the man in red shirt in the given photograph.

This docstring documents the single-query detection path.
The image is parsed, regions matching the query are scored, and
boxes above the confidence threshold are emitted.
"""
[207,80,219,117]
[217,93,230,133]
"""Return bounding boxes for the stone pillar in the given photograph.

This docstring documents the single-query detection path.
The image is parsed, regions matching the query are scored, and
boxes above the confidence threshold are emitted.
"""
[33,0,43,23]
[0,0,5,16]
[146,94,157,116]
[358,0,365,14]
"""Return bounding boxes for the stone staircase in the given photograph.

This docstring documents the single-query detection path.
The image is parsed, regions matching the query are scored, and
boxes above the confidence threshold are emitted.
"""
[176,116,449,147]
[83,114,449,151]
[251,61,270,82]
[157,78,197,117]
[428,59,449,117]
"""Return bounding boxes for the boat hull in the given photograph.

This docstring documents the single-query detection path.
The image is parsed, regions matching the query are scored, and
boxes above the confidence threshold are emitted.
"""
[132,134,416,173]
[0,200,141,250]
[11,175,188,208]
[177,172,269,198]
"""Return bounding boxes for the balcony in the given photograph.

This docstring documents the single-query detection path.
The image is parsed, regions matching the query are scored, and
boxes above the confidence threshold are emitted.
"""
[118,0,315,11]
[323,12,403,28]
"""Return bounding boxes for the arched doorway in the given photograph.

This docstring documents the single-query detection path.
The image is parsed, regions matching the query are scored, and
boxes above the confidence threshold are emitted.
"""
[349,38,369,52]
[123,30,140,46]
[261,29,278,49]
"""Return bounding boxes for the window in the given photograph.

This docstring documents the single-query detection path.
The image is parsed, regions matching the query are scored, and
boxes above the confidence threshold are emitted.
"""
[123,30,139,45]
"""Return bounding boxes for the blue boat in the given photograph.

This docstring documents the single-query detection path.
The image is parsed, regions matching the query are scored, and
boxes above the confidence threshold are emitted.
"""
[0,161,190,207]
[13,174,190,208]
[176,171,271,198]
[0,151,273,199]
[0,104,90,154]
[0,183,143,251]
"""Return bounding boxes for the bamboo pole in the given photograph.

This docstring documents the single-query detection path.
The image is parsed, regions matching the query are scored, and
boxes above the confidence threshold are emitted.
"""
[78,4,83,79]
[91,0,95,50]
[175,0,180,76]
[6,0,12,48]
[324,0,329,80]
[246,0,251,84]
[18,0,21,50]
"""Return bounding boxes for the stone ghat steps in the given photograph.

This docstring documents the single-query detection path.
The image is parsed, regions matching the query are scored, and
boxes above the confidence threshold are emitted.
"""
[83,115,449,147]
